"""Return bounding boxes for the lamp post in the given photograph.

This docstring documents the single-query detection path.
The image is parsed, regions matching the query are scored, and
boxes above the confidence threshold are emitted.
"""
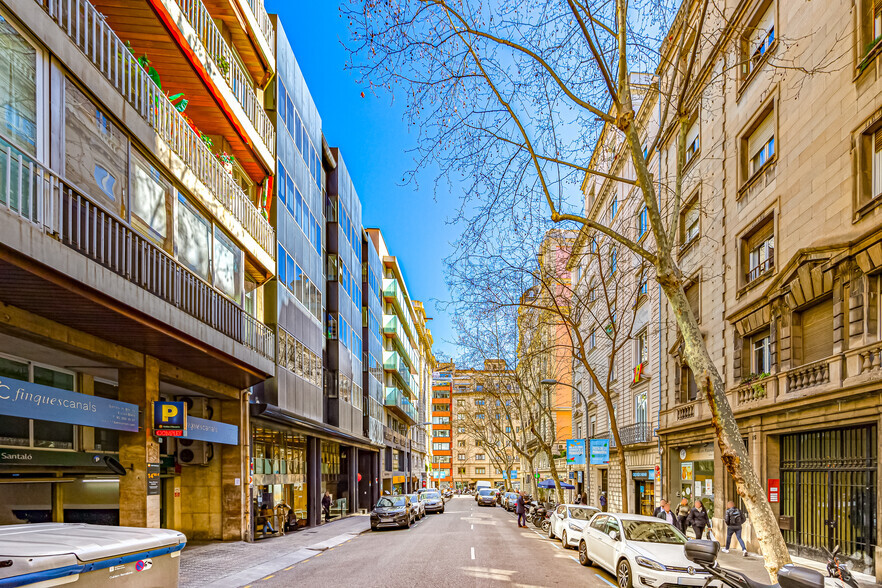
[406,421,432,493]
[540,378,588,501]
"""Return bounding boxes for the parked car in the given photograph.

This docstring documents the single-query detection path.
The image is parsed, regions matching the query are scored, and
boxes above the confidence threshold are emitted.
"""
[502,492,519,511]
[577,513,717,588]
[405,493,426,520]
[476,488,496,507]
[443,489,453,500]
[423,490,445,513]
[371,495,414,530]
[547,504,599,548]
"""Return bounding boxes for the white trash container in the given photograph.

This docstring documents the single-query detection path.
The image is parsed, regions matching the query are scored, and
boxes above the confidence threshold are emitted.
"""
[0,523,186,587]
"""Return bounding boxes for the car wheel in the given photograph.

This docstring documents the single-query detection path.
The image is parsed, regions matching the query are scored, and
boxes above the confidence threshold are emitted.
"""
[561,530,568,548]
[371,525,378,532]
[578,540,593,567]
[545,521,554,537]
[440,507,444,513]
[617,559,632,588]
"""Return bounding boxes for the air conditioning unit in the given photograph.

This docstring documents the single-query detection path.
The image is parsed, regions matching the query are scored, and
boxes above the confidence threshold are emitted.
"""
[182,397,210,418]
[177,438,209,466]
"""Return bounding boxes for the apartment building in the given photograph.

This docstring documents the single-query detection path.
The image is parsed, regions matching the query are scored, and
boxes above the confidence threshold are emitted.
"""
[365,228,428,493]
[413,300,436,487]
[570,0,882,576]
[0,0,276,540]
[430,371,453,488]
[362,230,385,507]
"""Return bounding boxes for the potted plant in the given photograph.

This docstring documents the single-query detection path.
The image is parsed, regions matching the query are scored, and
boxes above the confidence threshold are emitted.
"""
[216,152,235,175]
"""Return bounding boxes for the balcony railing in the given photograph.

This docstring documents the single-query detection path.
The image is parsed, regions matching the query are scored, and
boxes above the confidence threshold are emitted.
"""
[383,315,416,368]
[383,278,416,340]
[0,141,275,362]
[383,349,418,395]
[243,0,275,54]
[619,422,654,445]
[385,387,418,423]
[746,258,774,283]
[172,0,275,155]
[785,358,830,392]
[34,0,275,257]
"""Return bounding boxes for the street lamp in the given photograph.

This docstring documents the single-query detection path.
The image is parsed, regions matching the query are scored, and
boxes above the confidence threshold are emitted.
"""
[406,421,432,494]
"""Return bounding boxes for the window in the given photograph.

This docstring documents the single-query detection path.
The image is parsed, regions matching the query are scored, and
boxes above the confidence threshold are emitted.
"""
[505,426,511,433]
[685,278,700,322]
[458,453,466,460]
[457,399,465,407]
[0,14,39,158]
[476,413,485,419]
[476,454,486,460]
[750,328,771,375]
[475,399,485,406]
[638,206,649,238]
[635,391,647,424]
[589,329,596,349]
[680,364,698,403]
[635,330,648,367]
[457,440,466,447]
[433,442,450,451]
[685,120,699,163]
[175,195,212,280]
[457,467,466,474]
[475,467,486,475]
[639,275,648,297]
[609,197,618,222]
[743,218,775,283]
[798,297,833,365]
[432,416,449,424]
[457,414,465,421]
[681,198,699,246]
[610,248,617,274]
[457,427,466,433]
[743,3,775,77]
[0,356,75,449]
[746,111,775,178]
[131,150,174,253]
[434,429,450,438]
[588,283,597,302]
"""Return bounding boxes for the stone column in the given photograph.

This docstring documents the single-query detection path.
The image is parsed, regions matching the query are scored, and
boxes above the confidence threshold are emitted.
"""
[349,447,359,514]
[221,398,245,540]
[118,357,160,528]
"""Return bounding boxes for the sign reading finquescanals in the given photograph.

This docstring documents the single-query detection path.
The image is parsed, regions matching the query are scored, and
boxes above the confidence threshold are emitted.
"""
[0,376,138,432]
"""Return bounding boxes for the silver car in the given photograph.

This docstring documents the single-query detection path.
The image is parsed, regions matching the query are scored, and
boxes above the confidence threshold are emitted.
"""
[405,493,426,520]
[547,504,599,548]
[476,488,496,506]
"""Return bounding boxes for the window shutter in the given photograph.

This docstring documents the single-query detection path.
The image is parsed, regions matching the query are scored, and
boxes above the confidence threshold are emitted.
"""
[746,220,774,252]
[751,5,774,49]
[748,112,774,158]
[686,281,700,319]
[873,129,882,198]
[800,297,833,364]
[686,122,699,152]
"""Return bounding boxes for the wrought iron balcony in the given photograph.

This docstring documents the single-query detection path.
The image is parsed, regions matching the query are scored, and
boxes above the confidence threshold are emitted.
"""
[619,422,655,445]
[0,141,274,363]
[34,0,275,258]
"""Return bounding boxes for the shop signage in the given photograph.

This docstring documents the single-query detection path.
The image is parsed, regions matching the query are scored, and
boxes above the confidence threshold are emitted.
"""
[153,402,187,437]
[768,478,779,503]
[566,439,586,465]
[185,417,238,445]
[393,475,404,483]
[146,463,160,496]
[577,470,583,483]
[589,439,610,465]
[631,469,655,480]
[569,472,575,479]
[0,376,138,432]
[0,448,118,467]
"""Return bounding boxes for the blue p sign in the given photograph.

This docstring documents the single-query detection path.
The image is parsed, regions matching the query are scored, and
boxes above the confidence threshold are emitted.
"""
[154,401,186,436]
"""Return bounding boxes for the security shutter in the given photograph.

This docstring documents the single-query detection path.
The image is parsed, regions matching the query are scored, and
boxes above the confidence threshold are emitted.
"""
[748,112,774,160]
[800,297,833,365]
[873,128,882,199]
[685,280,700,320]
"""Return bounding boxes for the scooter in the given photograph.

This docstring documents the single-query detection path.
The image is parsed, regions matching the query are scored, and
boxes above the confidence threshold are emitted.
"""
[823,545,859,588]
[684,540,835,588]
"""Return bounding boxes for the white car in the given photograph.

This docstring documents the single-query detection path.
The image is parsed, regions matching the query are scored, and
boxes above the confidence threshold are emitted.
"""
[547,504,599,548]
[405,493,426,520]
[578,513,717,588]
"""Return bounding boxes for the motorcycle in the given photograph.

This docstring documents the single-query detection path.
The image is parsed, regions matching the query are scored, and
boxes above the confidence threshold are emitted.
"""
[532,501,555,529]
[824,545,859,588]
[684,540,841,588]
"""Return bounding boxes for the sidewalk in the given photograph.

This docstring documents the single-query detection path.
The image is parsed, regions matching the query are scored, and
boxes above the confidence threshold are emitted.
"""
[179,515,371,588]
[717,551,881,588]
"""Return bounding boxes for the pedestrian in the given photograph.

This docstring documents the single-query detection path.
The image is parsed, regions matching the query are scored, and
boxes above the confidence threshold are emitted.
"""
[516,492,527,527]
[322,491,332,523]
[656,500,676,526]
[653,499,667,517]
[676,498,690,532]
[599,491,607,511]
[722,500,748,557]
[686,499,709,540]
[574,494,582,505]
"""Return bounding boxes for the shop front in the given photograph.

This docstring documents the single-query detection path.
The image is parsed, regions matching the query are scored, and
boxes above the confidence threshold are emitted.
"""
[631,469,655,516]
[320,440,351,521]
[672,443,715,519]
[251,423,308,532]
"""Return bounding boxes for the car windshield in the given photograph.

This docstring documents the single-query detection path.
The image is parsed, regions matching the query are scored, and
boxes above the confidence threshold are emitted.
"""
[622,520,687,544]
[478,489,493,496]
[406,494,419,502]
[568,507,598,520]
[377,497,406,508]
[425,492,441,499]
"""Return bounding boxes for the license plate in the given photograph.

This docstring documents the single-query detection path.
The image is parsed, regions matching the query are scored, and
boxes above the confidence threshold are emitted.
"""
[380,516,391,521]
[677,578,706,586]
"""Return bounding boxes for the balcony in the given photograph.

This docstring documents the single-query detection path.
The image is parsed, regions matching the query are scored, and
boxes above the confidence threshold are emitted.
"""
[0,142,274,388]
[385,387,418,424]
[619,422,654,445]
[35,0,276,260]
[593,431,618,449]
[202,0,275,71]
[383,315,416,368]
[383,278,417,340]
[383,349,419,395]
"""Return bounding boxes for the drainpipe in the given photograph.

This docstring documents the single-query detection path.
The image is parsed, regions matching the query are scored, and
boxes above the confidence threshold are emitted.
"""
[655,79,664,502]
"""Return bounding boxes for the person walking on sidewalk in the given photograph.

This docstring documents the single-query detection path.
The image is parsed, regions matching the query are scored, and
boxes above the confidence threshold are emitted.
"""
[656,500,676,526]
[600,492,607,511]
[676,498,690,532]
[686,499,709,540]
[322,491,332,523]
[653,499,667,518]
[516,492,527,527]
[722,500,748,556]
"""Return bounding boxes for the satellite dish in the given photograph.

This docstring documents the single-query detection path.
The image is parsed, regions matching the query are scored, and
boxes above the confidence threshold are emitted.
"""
[104,456,128,476]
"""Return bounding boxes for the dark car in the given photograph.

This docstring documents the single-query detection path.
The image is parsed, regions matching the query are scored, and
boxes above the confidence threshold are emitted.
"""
[423,491,445,513]
[370,495,414,530]
[476,488,496,506]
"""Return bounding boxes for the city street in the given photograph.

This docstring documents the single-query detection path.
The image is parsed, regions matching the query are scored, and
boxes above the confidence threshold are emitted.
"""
[253,496,617,588]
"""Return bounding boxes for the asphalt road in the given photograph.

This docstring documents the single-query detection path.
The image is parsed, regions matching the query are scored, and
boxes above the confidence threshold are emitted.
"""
[256,496,619,588]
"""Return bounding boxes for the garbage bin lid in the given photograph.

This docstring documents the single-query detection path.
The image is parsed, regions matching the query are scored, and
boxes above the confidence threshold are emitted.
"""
[0,523,186,562]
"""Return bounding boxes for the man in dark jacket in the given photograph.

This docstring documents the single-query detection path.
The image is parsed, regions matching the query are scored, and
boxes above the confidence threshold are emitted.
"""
[321,491,332,522]
[653,499,667,517]
[722,500,747,556]
[516,492,527,527]
[656,500,676,527]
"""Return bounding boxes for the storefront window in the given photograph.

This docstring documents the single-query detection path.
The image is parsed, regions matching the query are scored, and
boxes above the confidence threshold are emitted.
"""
[0,14,38,157]
[0,355,30,446]
[674,444,715,519]
[64,79,127,217]
[32,365,74,449]
[251,425,307,528]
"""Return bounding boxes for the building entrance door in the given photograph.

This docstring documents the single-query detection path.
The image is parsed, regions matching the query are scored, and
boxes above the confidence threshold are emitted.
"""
[636,480,654,516]
[780,425,877,574]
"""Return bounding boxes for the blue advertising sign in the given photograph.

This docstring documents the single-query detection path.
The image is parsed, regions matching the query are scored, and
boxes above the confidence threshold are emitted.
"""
[589,439,610,465]
[0,376,138,432]
[154,402,187,437]
[186,416,238,445]
[502,470,518,480]
[566,439,586,465]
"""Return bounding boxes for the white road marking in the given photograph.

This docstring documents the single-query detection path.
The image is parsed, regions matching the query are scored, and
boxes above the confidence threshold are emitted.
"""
[471,546,476,560]
[471,525,474,530]
[569,556,579,564]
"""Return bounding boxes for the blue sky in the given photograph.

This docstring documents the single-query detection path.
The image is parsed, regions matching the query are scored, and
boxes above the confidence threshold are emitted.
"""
[270,1,458,362]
